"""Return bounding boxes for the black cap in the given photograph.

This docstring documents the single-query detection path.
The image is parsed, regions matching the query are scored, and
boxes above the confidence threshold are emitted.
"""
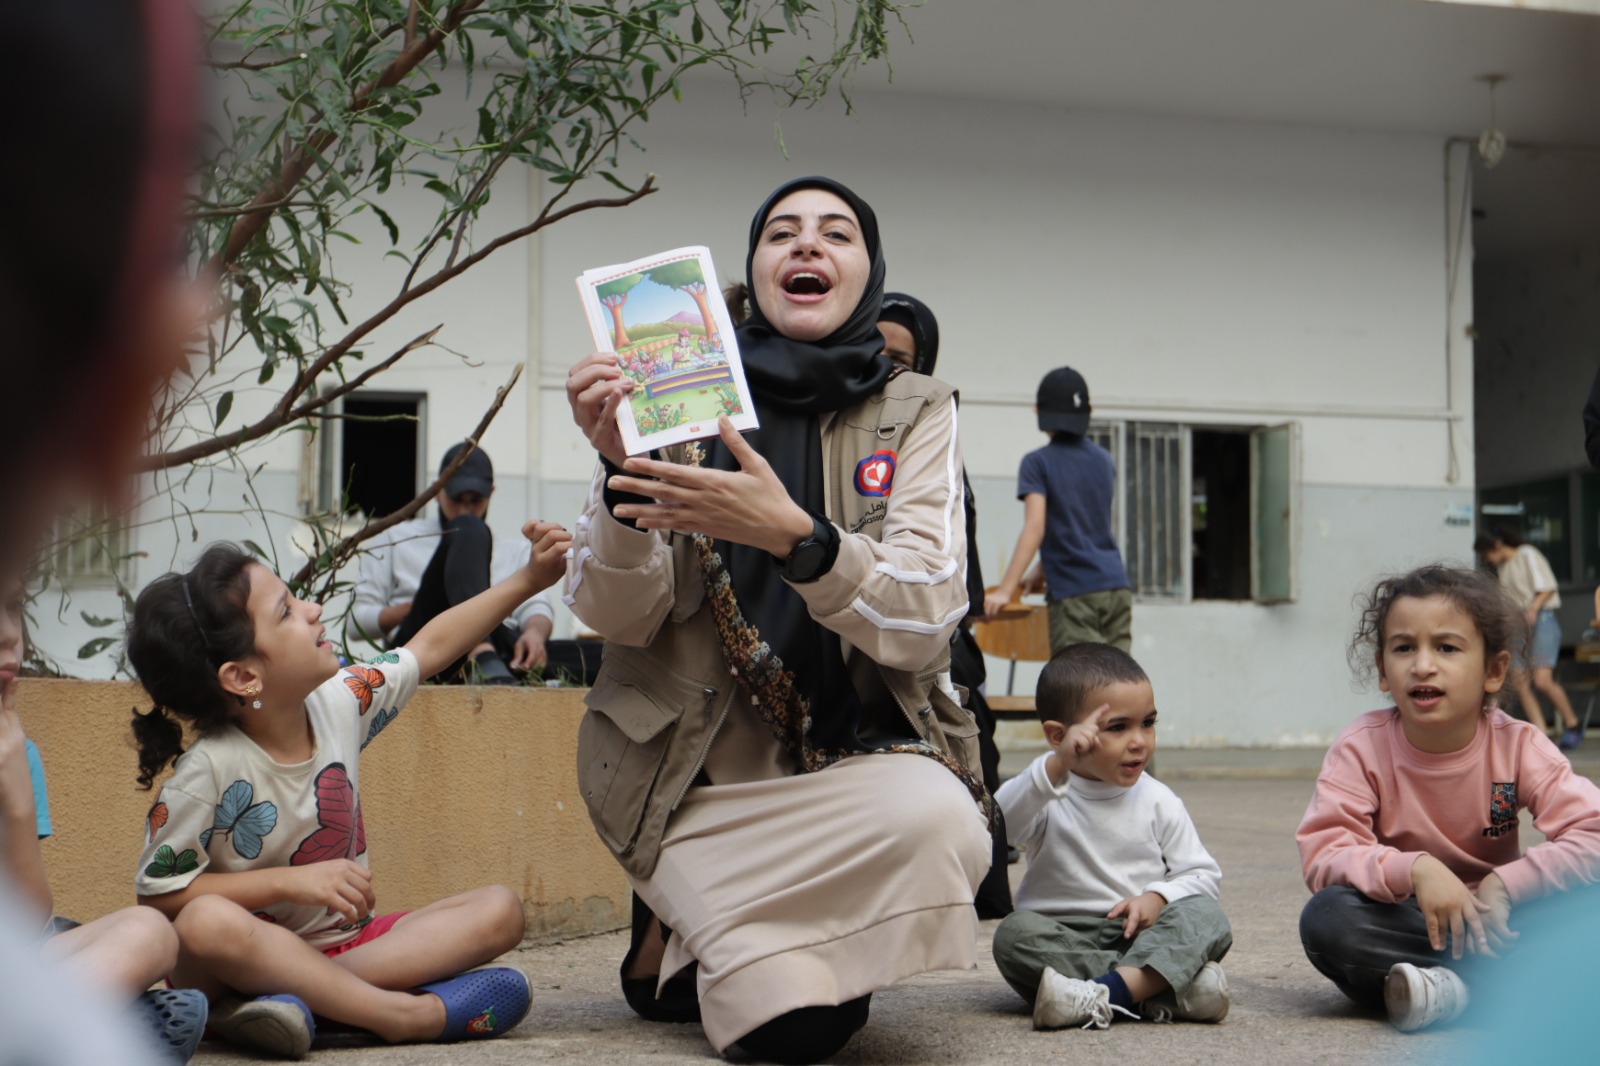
[1037,367,1091,435]
[440,441,494,499]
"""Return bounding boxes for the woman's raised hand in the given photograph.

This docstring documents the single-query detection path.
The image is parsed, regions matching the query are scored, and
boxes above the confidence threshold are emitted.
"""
[566,352,633,468]
[607,418,814,558]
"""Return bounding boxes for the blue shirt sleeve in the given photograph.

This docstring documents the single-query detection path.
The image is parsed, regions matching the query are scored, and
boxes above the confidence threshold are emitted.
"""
[25,739,50,840]
[1017,449,1047,501]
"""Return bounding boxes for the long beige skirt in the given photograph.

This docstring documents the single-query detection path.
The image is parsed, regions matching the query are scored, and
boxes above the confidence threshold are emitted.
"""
[635,752,992,1051]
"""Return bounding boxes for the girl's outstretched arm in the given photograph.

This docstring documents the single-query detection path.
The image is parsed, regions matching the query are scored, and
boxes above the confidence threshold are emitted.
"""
[404,520,572,681]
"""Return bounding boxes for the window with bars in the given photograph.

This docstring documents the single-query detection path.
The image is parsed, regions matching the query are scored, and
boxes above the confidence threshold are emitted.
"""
[1089,419,1298,603]
[53,508,131,584]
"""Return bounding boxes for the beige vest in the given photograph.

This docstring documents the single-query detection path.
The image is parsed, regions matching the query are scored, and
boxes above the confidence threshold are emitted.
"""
[577,371,980,879]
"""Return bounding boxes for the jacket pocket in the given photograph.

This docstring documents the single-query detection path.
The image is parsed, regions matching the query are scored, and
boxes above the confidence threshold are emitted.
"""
[924,683,982,779]
[577,665,691,857]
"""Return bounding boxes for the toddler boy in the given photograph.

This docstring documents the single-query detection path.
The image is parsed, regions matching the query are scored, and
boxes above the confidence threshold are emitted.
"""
[992,643,1232,1029]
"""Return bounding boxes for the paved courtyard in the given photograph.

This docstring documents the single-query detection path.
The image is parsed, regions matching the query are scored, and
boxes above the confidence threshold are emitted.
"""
[190,745,1599,1064]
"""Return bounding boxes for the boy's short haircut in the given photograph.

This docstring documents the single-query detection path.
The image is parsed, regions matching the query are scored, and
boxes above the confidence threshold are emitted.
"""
[1036,642,1149,725]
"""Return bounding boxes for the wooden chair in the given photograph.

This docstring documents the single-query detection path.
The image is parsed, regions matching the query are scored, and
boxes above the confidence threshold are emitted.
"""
[971,588,1052,720]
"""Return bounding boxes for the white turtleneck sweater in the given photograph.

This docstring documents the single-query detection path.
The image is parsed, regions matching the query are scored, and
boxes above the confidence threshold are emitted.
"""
[997,753,1222,918]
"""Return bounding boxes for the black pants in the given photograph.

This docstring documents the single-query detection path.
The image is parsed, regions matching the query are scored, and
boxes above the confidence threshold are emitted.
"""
[950,625,1013,919]
[390,514,515,681]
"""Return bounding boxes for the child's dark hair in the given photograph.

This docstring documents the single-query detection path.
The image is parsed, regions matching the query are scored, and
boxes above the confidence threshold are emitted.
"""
[1036,642,1149,725]
[127,543,258,789]
[1349,564,1525,709]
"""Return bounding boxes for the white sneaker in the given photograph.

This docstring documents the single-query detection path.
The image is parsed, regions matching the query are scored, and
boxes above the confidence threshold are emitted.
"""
[1141,961,1231,1023]
[208,994,315,1059]
[1033,967,1133,1030]
[1385,963,1468,1032]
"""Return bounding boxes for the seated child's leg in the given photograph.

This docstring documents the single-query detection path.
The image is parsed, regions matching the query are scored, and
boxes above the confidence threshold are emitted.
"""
[329,885,526,990]
[170,894,444,1044]
[40,905,179,997]
[1118,894,1233,1001]
[1299,886,1452,1010]
[993,910,1125,1005]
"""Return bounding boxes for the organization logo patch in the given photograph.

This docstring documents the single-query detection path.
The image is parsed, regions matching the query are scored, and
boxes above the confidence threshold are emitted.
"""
[854,450,898,497]
[1489,782,1517,826]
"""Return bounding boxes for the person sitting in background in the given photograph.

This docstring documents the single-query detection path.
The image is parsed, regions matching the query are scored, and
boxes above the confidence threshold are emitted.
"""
[2,574,206,1063]
[878,290,1013,920]
[351,442,553,685]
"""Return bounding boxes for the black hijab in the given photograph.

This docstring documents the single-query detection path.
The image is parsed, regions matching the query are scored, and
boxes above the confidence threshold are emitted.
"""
[702,177,894,755]
[879,292,941,377]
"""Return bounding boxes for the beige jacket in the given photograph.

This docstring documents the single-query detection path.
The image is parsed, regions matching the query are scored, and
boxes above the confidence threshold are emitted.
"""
[564,372,980,878]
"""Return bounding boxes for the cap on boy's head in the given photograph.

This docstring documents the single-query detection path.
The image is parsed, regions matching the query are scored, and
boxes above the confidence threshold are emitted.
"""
[1037,366,1091,436]
[440,441,494,499]
[1036,642,1149,726]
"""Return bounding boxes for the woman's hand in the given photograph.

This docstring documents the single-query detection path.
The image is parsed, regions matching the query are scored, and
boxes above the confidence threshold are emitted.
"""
[1411,854,1490,959]
[283,859,375,925]
[606,418,813,557]
[566,352,633,468]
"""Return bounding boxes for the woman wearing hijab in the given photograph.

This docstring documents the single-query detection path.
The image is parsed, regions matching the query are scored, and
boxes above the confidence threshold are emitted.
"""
[564,178,991,1063]
[878,293,1014,921]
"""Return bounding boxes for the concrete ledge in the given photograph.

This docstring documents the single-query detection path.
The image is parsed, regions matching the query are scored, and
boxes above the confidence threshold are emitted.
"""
[19,679,629,941]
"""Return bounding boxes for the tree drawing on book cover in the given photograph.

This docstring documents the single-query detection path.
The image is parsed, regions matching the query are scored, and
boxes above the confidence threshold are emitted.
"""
[291,763,367,865]
[595,255,740,432]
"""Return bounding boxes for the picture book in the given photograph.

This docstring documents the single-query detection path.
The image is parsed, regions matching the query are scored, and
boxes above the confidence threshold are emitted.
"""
[576,245,758,456]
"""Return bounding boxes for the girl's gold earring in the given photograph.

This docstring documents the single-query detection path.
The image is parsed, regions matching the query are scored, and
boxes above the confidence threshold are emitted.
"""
[249,686,262,710]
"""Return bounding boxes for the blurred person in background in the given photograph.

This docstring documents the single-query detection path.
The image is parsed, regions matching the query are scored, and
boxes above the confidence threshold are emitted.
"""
[0,1,203,1063]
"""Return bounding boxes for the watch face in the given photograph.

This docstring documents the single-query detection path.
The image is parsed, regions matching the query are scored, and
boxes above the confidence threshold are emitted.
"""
[787,541,827,582]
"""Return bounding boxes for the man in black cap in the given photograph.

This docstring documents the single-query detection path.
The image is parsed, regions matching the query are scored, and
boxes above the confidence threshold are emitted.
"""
[984,367,1132,654]
[350,441,553,684]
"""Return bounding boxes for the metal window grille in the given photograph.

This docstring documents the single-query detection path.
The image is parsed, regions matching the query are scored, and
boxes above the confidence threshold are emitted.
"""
[1127,422,1186,599]
[54,508,129,583]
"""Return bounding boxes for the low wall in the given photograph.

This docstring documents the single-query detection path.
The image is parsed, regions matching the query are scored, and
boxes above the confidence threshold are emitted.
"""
[18,679,629,942]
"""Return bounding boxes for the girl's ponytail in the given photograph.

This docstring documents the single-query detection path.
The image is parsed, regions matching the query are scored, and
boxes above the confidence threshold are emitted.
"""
[126,543,258,785]
[130,704,185,790]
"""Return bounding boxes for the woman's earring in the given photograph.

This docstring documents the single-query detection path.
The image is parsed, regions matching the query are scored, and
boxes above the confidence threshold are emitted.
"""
[248,685,262,710]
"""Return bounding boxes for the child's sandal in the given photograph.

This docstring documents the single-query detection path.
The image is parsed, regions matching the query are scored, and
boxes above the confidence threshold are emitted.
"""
[415,966,532,1042]
[132,988,208,1064]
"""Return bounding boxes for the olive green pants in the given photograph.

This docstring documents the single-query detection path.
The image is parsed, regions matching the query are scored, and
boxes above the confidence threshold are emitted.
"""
[1047,587,1133,655]
[992,896,1232,1005]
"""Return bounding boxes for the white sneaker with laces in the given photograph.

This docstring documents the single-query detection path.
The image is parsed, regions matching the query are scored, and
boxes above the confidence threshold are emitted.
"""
[1141,961,1231,1023]
[1033,967,1135,1030]
[1385,963,1468,1032]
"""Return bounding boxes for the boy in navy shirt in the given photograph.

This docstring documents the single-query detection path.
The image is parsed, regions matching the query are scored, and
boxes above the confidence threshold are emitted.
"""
[984,367,1131,653]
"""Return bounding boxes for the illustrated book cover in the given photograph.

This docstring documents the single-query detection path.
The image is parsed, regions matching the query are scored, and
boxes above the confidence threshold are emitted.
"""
[576,245,757,455]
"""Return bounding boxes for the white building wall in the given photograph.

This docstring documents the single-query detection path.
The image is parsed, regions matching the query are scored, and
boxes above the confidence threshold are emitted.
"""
[35,81,1477,747]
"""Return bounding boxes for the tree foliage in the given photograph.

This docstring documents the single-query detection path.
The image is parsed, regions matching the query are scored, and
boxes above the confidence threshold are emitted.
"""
[36,0,906,667]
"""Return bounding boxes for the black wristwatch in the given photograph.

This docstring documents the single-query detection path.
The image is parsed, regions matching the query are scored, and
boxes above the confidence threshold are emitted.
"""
[778,512,841,583]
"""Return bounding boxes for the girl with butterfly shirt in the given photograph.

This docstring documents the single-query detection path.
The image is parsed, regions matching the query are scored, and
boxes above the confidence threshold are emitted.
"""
[126,522,570,1058]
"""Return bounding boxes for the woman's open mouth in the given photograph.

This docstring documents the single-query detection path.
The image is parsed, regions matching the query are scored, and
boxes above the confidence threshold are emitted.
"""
[783,271,832,301]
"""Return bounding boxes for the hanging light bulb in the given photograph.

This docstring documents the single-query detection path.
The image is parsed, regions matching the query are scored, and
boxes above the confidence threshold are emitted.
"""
[1476,74,1507,169]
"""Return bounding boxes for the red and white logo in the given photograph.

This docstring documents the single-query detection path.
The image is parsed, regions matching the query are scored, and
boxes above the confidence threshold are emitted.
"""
[854,450,897,497]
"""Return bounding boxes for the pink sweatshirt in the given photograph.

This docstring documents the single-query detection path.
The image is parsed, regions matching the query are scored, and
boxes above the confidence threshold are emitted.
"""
[1297,708,1600,904]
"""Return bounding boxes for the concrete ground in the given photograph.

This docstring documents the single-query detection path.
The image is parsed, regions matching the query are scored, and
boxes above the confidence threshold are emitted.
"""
[190,739,1600,1065]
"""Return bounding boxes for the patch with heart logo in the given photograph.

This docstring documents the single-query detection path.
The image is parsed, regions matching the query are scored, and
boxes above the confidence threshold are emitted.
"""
[854,450,898,497]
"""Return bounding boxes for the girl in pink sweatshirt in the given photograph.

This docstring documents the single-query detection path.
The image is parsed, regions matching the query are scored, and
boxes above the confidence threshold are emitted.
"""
[1296,565,1600,1033]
